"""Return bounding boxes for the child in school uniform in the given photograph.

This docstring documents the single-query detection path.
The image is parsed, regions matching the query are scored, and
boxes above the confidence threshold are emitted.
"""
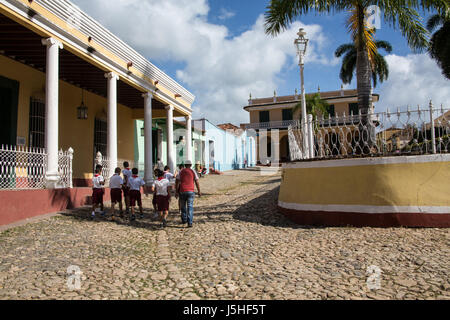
[152,169,171,228]
[122,161,132,214]
[152,168,160,219]
[163,165,174,181]
[127,168,146,221]
[109,167,124,219]
[91,164,105,219]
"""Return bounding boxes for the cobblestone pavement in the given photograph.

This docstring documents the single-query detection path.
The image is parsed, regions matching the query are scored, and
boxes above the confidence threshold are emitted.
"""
[0,168,449,300]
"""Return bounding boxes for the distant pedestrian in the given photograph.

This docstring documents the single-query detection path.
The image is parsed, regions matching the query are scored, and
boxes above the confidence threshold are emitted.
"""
[174,163,184,179]
[163,165,174,181]
[156,158,165,172]
[152,168,160,219]
[127,168,145,221]
[122,161,132,214]
[109,167,124,219]
[175,160,201,228]
[152,169,172,228]
[91,164,105,219]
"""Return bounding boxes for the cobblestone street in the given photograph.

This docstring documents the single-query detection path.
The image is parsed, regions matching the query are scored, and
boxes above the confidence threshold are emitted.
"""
[0,169,449,300]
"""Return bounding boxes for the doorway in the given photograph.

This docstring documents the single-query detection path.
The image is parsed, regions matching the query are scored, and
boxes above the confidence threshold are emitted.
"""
[152,128,158,164]
[208,140,214,169]
[0,76,19,146]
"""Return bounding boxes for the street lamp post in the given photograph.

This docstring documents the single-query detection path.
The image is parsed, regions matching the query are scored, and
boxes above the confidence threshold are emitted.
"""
[295,28,310,159]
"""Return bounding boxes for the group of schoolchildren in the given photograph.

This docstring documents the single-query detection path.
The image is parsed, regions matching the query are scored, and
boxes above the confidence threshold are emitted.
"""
[91,161,187,228]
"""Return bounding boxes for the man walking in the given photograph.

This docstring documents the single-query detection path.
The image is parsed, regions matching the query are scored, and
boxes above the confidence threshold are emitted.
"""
[175,160,201,228]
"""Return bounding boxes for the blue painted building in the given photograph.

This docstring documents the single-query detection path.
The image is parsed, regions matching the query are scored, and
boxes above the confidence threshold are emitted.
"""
[192,119,256,173]
[133,118,256,174]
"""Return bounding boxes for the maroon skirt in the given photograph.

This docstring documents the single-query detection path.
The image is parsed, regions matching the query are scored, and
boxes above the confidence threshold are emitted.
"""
[110,188,122,203]
[155,195,170,212]
[92,188,104,205]
[129,190,142,207]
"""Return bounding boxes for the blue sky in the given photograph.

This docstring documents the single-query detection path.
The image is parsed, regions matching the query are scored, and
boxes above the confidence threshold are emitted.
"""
[72,0,449,124]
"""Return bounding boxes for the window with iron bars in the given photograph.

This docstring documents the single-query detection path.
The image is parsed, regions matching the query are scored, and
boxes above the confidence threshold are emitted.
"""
[94,118,107,157]
[28,98,45,149]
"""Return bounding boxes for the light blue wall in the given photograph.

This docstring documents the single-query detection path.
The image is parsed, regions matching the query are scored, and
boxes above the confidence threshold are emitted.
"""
[202,120,256,173]
[134,118,256,174]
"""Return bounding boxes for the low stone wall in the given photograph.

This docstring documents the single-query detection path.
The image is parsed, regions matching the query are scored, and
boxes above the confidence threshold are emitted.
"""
[0,188,111,226]
[278,154,450,227]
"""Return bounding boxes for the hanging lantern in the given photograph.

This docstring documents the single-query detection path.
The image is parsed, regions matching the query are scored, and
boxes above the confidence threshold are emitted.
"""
[77,89,88,120]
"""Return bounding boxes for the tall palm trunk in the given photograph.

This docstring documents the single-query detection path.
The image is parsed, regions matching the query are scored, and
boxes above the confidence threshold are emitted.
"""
[356,48,372,115]
[355,4,375,152]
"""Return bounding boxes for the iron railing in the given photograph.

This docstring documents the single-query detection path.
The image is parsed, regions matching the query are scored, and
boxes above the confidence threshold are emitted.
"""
[288,103,449,160]
[0,145,73,189]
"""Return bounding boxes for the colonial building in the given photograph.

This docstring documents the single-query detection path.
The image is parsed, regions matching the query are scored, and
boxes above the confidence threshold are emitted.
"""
[241,88,379,163]
[134,118,206,173]
[192,119,256,172]
[0,0,195,225]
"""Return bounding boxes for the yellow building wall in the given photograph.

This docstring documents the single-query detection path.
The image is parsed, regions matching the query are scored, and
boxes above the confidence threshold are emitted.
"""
[0,55,45,143]
[249,108,295,123]
[270,109,282,122]
[279,159,450,207]
[1,55,135,180]
[249,111,258,123]
[333,102,350,115]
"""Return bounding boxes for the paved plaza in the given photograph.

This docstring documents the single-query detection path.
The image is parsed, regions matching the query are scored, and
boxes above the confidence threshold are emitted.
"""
[0,169,449,300]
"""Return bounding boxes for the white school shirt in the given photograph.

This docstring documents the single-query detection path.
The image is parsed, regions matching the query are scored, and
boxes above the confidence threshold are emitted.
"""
[122,168,132,184]
[92,174,104,189]
[152,178,171,196]
[109,174,123,189]
[164,171,174,181]
[128,175,145,191]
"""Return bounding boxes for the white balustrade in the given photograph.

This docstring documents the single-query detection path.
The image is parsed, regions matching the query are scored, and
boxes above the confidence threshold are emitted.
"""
[288,104,450,161]
[0,145,74,190]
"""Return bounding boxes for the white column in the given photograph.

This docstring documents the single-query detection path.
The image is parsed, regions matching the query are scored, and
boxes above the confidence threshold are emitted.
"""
[143,92,153,184]
[299,55,310,159]
[308,114,314,158]
[185,115,192,162]
[165,105,174,172]
[41,37,63,188]
[158,129,163,161]
[105,72,118,171]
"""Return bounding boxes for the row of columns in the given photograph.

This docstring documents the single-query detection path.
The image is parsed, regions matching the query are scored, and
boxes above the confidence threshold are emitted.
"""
[41,37,192,188]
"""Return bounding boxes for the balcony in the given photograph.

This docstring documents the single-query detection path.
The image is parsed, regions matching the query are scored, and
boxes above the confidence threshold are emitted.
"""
[243,120,299,130]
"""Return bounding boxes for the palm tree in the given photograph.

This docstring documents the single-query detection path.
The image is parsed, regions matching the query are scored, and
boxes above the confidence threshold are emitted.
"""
[293,92,330,121]
[335,40,392,88]
[427,14,450,80]
[264,0,449,116]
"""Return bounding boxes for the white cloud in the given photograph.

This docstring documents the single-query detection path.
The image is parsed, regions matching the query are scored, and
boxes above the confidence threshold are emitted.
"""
[376,54,450,112]
[71,0,338,124]
[218,8,235,20]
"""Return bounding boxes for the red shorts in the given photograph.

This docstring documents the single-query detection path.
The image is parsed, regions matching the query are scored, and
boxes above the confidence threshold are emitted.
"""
[92,188,104,205]
[122,186,130,197]
[155,195,170,212]
[110,188,122,204]
[129,190,142,207]
[152,193,157,206]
